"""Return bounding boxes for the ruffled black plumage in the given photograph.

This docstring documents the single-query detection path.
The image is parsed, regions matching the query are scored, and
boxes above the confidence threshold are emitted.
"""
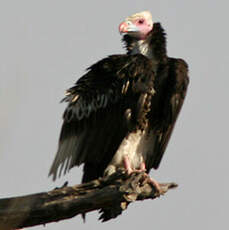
[49,54,155,181]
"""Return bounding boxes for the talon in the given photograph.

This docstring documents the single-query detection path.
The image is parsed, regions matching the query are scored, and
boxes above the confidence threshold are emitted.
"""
[123,156,162,194]
[146,177,164,195]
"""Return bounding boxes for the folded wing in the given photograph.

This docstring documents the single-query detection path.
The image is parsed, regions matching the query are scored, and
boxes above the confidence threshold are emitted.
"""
[146,58,189,171]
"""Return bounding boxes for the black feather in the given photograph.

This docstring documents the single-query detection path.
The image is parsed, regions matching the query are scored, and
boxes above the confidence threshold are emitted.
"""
[49,54,155,181]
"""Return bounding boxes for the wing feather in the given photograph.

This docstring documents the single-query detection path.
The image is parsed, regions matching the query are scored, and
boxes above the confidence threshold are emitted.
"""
[49,54,155,181]
[146,58,189,171]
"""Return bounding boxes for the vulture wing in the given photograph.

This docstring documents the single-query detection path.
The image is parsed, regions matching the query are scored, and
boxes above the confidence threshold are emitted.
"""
[146,58,189,170]
[49,54,155,181]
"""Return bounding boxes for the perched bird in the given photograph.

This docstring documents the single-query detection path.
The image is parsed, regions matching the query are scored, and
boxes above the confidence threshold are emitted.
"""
[49,11,189,197]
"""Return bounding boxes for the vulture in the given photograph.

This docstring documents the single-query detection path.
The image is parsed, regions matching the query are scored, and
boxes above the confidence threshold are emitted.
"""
[49,11,189,196]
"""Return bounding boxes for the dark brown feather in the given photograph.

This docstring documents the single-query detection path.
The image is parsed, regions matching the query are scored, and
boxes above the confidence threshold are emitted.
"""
[146,58,189,170]
[49,54,155,181]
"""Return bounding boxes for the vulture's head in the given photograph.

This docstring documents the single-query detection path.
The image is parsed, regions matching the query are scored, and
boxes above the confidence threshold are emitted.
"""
[119,11,153,40]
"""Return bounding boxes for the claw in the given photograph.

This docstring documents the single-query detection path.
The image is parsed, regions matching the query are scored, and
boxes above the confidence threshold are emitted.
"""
[146,176,163,195]
[123,156,162,194]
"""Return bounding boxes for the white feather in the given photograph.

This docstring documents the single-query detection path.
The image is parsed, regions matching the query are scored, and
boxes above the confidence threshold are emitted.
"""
[104,128,156,176]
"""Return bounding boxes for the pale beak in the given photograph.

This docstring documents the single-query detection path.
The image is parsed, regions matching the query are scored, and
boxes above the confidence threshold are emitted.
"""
[119,20,140,34]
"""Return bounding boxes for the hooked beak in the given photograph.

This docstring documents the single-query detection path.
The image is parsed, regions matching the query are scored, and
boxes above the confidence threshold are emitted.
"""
[119,20,140,34]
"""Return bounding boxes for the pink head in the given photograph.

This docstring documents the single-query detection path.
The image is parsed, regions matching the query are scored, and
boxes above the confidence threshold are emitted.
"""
[119,11,153,40]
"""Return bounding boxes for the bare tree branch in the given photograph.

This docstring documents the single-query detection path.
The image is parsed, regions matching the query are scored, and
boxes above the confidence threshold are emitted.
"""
[0,171,177,229]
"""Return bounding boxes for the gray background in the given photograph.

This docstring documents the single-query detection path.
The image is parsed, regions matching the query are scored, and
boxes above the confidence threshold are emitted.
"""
[0,0,228,229]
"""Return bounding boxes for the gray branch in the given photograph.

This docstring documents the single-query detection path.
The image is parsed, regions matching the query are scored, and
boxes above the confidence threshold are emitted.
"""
[0,171,177,229]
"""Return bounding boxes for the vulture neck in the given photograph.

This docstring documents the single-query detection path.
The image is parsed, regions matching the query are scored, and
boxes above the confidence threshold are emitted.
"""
[130,38,154,59]
[123,23,167,71]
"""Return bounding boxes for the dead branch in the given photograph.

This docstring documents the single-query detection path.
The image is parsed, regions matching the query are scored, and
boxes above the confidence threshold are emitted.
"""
[0,171,177,229]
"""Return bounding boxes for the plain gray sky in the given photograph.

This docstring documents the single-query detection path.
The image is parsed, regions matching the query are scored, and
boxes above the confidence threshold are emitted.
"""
[0,0,228,229]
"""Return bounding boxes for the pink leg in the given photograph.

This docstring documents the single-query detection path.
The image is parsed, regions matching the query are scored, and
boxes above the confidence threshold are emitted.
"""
[139,162,161,193]
[123,155,133,174]
[123,156,162,194]
[123,156,146,173]
[147,177,162,193]
[140,162,146,171]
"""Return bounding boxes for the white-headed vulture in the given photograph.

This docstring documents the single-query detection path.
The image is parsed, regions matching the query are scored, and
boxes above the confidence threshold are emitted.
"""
[49,11,189,197]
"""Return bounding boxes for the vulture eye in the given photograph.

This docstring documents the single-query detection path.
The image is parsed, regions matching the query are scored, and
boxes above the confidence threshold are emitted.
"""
[138,19,145,24]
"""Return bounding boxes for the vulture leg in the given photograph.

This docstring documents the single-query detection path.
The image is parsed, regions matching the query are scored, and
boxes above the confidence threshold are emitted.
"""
[139,163,161,192]
[145,176,162,194]
[141,163,162,193]
[123,155,133,174]
[123,156,146,174]
[123,157,162,193]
